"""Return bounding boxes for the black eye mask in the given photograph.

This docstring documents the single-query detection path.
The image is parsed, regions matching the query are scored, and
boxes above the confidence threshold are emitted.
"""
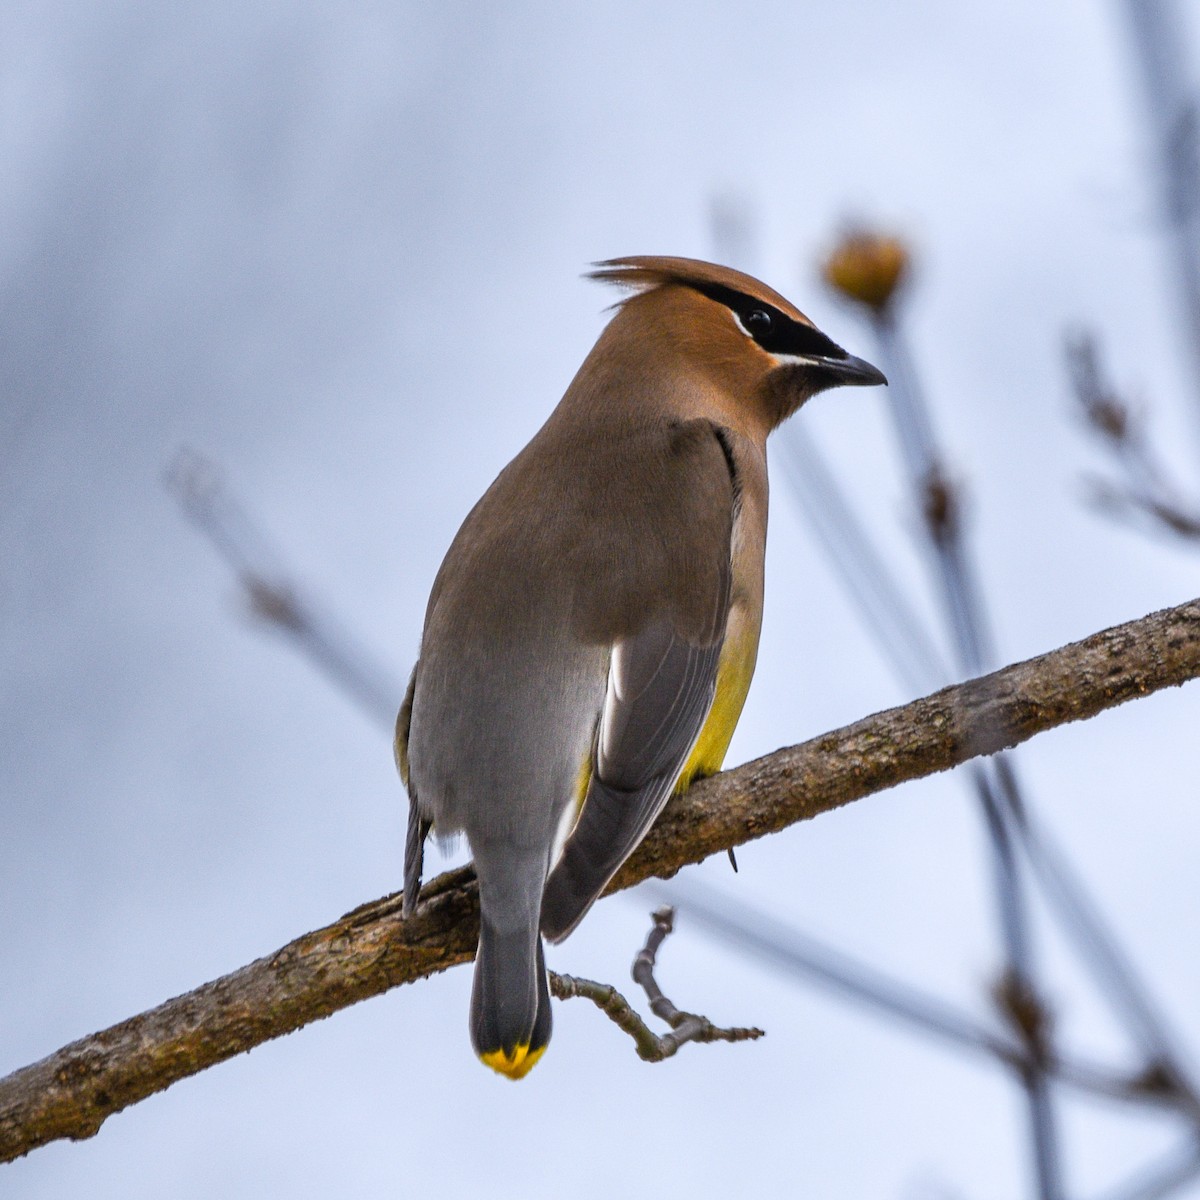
[689,279,849,361]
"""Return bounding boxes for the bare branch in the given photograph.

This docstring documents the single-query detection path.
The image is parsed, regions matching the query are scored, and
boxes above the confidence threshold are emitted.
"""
[551,906,763,1062]
[3,597,1200,1163]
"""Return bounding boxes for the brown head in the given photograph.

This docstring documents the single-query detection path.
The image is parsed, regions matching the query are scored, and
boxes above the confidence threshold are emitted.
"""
[587,255,886,438]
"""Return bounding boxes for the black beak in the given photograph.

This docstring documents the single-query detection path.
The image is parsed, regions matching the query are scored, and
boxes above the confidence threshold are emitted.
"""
[818,353,887,387]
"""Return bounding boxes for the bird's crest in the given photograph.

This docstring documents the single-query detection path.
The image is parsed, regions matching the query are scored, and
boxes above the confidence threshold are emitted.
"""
[588,255,812,326]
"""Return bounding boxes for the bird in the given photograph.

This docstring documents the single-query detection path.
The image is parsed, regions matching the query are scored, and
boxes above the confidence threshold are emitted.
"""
[395,256,886,1079]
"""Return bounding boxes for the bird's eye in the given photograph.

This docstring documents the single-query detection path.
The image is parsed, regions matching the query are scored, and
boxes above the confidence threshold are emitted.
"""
[744,308,772,334]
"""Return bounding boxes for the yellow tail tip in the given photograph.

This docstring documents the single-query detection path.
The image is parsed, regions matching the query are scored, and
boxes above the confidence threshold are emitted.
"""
[479,1042,547,1080]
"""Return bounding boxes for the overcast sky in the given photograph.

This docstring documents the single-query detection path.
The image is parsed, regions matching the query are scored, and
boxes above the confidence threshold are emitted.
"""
[4,2,1200,1197]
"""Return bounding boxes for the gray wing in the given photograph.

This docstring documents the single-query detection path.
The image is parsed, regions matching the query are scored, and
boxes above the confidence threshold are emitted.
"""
[540,575,731,943]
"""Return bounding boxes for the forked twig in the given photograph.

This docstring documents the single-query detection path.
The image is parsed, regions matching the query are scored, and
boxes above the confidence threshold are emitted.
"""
[551,906,763,1062]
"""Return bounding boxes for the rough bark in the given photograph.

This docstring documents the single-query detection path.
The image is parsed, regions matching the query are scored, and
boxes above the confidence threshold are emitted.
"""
[3,597,1199,1164]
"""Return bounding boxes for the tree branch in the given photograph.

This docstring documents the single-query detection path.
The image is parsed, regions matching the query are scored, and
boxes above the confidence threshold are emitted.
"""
[4,597,1200,1163]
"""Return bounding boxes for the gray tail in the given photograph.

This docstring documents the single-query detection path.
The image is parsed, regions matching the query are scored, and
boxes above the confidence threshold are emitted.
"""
[470,917,551,1079]
[470,846,552,1079]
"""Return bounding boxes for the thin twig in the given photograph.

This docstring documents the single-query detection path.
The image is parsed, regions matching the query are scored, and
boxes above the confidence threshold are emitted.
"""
[1067,333,1200,544]
[165,447,405,726]
[551,907,763,1062]
[776,422,953,695]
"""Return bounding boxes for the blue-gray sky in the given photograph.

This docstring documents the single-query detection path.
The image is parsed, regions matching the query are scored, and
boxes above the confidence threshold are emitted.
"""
[4,2,1200,1196]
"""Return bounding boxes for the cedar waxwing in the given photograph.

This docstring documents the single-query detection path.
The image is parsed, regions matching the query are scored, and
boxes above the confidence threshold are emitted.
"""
[395,256,886,1079]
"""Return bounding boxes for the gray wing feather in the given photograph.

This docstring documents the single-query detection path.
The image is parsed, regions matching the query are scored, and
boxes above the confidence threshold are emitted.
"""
[541,595,730,943]
[600,624,722,786]
[404,801,431,918]
[397,665,431,918]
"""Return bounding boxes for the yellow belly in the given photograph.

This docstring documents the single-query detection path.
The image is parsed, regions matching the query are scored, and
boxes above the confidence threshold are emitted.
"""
[676,620,759,791]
